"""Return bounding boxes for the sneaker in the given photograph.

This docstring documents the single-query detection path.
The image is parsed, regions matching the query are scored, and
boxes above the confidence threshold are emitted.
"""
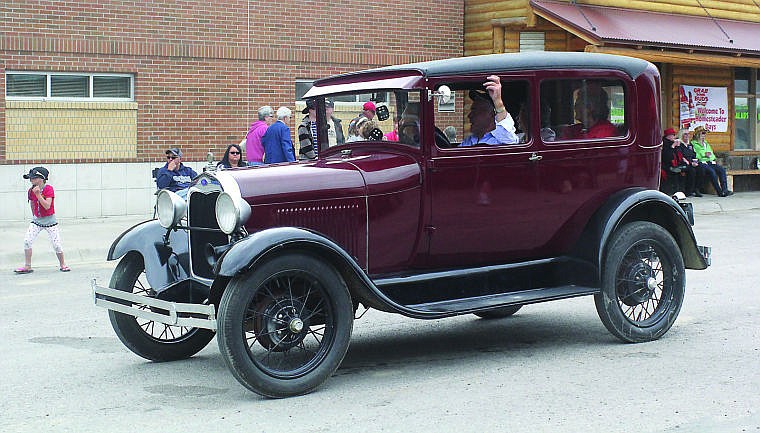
[724,190,734,196]
[694,191,703,197]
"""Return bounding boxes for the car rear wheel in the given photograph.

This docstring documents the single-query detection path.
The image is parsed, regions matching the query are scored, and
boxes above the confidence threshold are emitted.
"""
[217,253,353,398]
[474,305,522,319]
[108,253,215,361]
[595,222,685,343]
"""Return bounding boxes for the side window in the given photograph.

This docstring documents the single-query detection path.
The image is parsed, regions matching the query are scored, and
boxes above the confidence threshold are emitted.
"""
[541,79,626,141]
[434,79,528,148]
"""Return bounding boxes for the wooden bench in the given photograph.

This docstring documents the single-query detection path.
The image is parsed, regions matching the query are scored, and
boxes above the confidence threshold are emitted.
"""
[727,169,760,192]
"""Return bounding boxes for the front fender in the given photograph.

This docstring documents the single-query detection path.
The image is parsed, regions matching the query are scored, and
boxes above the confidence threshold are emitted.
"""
[575,188,709,280]
[108,219,192,291]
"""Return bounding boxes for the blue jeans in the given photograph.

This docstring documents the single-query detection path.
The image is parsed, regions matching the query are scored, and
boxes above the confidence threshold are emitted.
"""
[699,162,727,194]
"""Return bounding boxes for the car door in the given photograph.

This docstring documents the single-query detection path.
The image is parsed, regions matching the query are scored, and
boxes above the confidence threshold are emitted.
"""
[426,142,542,268]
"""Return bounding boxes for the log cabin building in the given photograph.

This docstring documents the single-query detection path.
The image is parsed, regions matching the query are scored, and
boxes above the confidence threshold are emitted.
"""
[465,0,760,188]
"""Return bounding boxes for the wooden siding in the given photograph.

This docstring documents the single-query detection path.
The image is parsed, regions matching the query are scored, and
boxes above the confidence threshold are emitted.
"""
[465,0,760,57]
[465,0,531,55]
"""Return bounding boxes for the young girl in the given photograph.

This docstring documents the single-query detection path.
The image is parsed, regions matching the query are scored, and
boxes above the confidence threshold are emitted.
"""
[14,166,70,274]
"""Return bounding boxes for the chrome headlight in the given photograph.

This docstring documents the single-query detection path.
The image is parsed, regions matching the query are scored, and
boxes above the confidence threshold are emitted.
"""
[215,192,251,235]
[156,189,187,228]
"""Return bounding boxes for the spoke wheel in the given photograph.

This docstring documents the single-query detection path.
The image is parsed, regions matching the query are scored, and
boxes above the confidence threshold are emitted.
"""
[218,253,353,398]
[595,222,685,343]
[108,253,215,361]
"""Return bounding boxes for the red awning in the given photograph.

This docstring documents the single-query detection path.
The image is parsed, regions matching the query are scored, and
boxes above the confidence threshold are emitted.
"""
[530,0,760,56]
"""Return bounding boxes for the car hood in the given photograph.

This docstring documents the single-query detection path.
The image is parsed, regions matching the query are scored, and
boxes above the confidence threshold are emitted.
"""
[220,152,421,205]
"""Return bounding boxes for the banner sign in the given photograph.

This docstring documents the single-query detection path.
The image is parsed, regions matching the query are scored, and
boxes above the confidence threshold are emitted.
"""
[679,85,728,132]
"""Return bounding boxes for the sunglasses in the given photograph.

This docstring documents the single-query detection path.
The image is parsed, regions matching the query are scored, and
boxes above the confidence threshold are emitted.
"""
[229,151,240,155]
[167,156,178,159]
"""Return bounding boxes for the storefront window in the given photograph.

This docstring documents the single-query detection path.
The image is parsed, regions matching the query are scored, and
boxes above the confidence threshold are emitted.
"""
[734,68,757,151]
[735,97,750,149]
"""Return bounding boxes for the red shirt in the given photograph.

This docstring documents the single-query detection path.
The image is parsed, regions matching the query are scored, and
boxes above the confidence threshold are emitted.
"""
[28,184,55,217]
[561,120,618,140]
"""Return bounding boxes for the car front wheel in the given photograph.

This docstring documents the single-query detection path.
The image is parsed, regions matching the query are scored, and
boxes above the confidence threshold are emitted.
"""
[217,253,353,398]
[108,253,215,361]
[595,222,685,343]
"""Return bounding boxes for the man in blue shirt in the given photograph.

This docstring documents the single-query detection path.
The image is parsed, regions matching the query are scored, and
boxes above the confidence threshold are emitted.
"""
[156,147,197,198]
[262,106,296,163]
[460,75,518,147]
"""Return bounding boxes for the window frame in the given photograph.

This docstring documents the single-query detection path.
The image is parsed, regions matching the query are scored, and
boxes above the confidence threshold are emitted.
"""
[5,71,134,101]
[539,76,629,146]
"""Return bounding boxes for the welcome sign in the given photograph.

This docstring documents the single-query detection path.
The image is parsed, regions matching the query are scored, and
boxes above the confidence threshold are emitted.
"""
[679,85,728,132]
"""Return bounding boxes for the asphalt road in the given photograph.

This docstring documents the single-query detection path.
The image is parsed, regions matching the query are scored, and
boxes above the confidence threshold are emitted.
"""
[1,208,758,433]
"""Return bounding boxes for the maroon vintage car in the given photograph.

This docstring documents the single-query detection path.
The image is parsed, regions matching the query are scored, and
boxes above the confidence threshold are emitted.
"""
[94,52,710,398]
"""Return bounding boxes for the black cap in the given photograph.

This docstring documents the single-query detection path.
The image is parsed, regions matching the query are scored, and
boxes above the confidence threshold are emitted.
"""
[23,166,49,180]
[469,90,494,107]
[302,99,316,114]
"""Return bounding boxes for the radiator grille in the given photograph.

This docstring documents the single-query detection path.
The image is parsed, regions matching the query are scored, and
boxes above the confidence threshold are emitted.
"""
[188,191,228,279]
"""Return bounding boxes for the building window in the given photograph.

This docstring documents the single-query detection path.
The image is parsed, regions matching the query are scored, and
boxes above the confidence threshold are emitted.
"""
[520,32,545,52]
[734,68,758,151]
[6,72,133,100]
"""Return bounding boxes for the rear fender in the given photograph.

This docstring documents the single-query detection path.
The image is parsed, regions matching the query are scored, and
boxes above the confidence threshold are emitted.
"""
[108,219,192,291]
[574,188,709,284]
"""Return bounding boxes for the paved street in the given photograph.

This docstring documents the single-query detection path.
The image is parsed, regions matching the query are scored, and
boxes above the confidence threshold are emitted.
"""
[1,194,759,432]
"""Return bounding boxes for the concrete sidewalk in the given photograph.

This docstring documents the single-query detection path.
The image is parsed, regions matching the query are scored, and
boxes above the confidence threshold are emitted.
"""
[3,192,760,271]
[2,213,150,271]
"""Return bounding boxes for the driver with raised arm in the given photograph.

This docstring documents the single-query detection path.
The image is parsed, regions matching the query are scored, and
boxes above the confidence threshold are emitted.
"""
[460,75,518,147]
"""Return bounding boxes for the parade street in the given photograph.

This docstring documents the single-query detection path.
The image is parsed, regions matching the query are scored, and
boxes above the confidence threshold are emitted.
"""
[1,195,759,433]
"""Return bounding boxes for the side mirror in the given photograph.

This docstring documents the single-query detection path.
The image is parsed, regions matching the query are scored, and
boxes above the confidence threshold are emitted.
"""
[376,105,390,121]
[434,85,452,104]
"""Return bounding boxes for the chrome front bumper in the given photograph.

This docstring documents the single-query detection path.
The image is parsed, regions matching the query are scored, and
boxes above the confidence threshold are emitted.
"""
[92,279,217,330]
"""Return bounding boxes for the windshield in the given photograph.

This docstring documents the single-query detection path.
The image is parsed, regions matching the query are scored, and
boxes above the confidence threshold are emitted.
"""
[309,90,422,152]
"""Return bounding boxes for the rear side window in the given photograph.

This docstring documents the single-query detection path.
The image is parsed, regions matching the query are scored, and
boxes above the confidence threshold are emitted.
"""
[541,79,627,141]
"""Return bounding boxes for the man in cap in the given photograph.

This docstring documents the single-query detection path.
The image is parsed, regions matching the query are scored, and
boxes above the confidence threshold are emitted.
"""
[460,75,518,147]
[298,100,319,159]
[156,147,198,198]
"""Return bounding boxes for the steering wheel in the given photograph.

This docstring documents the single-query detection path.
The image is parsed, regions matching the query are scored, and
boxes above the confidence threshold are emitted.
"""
[434,126,453,148]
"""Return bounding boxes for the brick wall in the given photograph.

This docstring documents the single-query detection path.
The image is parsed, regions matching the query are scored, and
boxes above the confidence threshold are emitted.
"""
[1,0,464,165]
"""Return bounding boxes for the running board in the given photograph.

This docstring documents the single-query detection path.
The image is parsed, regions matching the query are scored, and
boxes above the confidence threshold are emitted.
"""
[405,285,599,315]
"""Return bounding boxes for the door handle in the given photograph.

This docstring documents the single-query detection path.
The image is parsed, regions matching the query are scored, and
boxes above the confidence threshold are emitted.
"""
[529,152,543,162]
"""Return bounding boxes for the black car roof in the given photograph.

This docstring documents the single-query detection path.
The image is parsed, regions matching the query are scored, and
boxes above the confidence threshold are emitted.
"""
[319,51,653,84]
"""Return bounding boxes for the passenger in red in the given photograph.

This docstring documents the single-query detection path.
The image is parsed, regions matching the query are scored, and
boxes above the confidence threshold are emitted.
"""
[562,82,617,139]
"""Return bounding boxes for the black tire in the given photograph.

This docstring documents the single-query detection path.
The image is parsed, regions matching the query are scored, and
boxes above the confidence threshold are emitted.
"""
[595,222,685,343]
[474,305,522,319]
[217,253,353,398]
[108,253,215,361]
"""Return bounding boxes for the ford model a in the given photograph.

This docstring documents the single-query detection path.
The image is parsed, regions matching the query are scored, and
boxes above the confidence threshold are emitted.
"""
[93,52,710,398]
